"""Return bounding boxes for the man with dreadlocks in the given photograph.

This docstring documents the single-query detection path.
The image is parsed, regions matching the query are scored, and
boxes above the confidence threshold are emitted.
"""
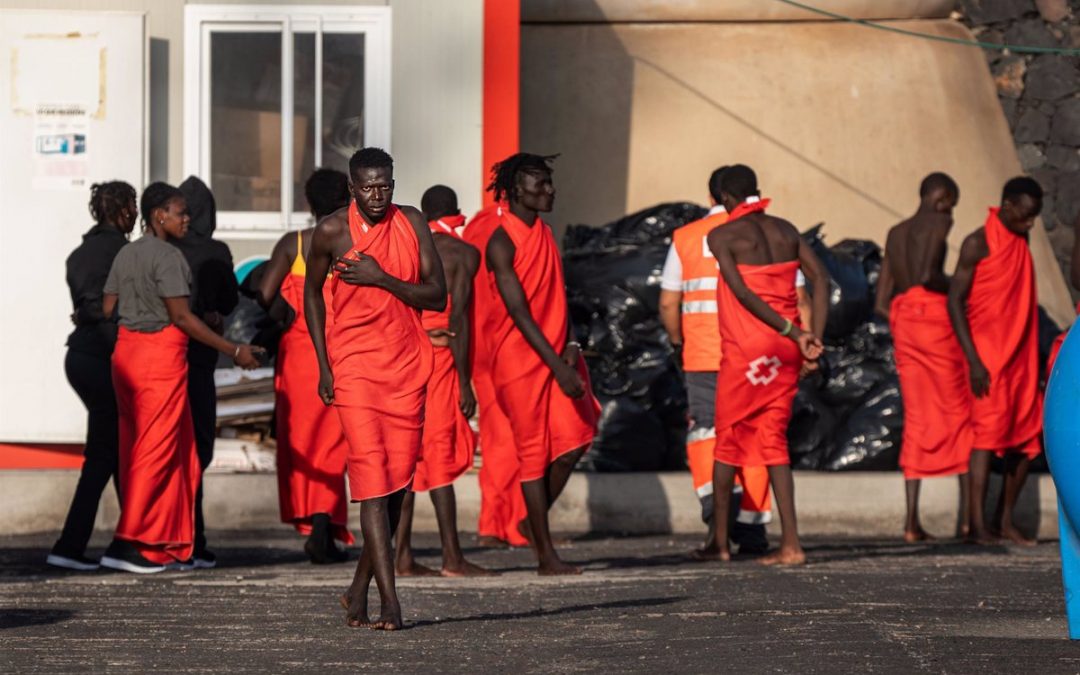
[483,153,600,575]
[48,181,138,571]
[304,147,445,630]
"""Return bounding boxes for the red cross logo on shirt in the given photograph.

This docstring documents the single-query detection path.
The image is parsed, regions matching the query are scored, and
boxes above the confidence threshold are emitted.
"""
[745,355,782,386]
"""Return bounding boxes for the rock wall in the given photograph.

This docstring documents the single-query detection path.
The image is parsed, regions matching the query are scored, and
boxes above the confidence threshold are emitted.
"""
[961,0,1080,281]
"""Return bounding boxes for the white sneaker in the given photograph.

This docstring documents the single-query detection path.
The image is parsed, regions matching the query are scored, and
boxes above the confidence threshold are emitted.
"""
[46,553,100,572]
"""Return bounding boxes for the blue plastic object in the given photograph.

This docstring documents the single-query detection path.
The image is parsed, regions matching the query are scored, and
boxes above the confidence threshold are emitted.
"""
[1044,324,1080,640]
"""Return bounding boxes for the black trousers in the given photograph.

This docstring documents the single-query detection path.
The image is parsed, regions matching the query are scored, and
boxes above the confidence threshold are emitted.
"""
[56,349,119,555]
[188,363,216,553]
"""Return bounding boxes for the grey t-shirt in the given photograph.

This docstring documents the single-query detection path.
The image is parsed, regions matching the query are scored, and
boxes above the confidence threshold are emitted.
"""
[104,235,192,332]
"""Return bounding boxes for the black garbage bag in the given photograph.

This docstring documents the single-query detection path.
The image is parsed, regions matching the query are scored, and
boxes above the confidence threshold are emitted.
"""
[224,260,289,359]
[802,225,877,343]
[565,203,706,472]
[821,382,903,471]
[787,382,837,470]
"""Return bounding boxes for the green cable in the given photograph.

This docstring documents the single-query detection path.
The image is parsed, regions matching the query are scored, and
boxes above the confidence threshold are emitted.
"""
[774,0,1080,56]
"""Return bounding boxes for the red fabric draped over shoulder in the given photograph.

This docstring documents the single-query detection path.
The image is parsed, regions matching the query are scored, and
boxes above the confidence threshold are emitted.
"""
[485,210,599,482]
[462,205,527,545]
[328,204,434,500]
[967,208,1042,458]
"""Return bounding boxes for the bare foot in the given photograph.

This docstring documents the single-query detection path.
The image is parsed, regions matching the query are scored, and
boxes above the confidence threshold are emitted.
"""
[340,592,372,628]
[688,544,730,562]
[999,525,1037,547]
[517,519,572,547]
[758,547,806,566]
[395,558,440,577]
[538,557,583,576]
[967,528,1000,546]
[904,527,936,543]
[369,603,403,631]
[955,524,970,540]
[306,537,348,565]
[476,535,509,549]
[441,560,499,577]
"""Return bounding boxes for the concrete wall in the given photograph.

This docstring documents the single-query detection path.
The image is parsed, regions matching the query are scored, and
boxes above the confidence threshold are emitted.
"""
[0,0,483,262]
[522,0,957,22]
[1,470,1057,540]
[520,17,1075,325]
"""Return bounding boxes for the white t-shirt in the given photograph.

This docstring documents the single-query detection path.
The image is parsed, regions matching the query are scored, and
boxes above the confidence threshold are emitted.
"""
[660,203,805,291]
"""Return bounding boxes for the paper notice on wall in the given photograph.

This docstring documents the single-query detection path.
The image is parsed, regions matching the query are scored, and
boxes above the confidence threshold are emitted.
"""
[33,103,90,190]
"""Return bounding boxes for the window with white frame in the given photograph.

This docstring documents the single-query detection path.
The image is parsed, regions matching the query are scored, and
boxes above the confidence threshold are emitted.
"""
[184,5,391,233]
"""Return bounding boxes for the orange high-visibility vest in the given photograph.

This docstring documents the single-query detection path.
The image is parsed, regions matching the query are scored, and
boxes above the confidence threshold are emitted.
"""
[672,211,728,372]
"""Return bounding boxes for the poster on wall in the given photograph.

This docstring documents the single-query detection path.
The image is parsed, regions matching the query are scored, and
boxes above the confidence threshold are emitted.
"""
[32,102,90,191]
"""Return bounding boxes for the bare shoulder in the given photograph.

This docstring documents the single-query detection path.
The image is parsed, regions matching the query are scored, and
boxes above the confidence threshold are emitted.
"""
[315,208,349,237]
[765,214,801,240]
[398,204,427,230]
[958,227,989,262]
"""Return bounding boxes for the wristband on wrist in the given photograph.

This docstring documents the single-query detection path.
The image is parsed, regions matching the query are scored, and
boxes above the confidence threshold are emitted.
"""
[566,341,581,349]
[779,319,794,337]
[233,344,241,359]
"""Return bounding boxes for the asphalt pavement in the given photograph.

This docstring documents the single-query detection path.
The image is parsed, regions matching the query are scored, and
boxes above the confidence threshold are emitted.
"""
[0,530,1074,673]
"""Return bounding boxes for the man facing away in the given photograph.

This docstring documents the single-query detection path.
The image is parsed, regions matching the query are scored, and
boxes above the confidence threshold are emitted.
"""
[484,152,601,575]
[706,164,829,565]
[659,165,772,558]
[875,172,973,542]
[393,185,494,578]
[948,176,1044,546]
[304,147,447,630]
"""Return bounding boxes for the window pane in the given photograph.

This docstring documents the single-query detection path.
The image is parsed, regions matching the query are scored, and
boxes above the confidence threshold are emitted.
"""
[210,32,282,212]
[294,33,315,214]
[320,34,366,180]
[294,33,365,215]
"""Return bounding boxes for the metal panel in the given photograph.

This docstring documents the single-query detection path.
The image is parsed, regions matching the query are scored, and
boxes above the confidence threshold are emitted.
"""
[0,10,146,442]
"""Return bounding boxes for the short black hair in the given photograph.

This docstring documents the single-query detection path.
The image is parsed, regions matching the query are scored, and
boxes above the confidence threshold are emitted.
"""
[919,172,959,199]
[708,166,729,204]
[304,168,350,219]
[349,147,394,179]
[140,181,184,227]
[719,164,758,202]
[421,185,459,221]
[486,152,557,203]
[89,180,136,225]
[1002,176,1043,205]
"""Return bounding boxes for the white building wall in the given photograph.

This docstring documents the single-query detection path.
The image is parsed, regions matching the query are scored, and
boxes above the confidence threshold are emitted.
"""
[0,0,484,263]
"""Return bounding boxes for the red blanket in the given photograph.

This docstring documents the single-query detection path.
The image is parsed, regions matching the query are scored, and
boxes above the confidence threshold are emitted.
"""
[714,260,801,467]
[275,269,352,543]
[463,206,528,544]
[890,287,973,478]
[967,208,1042,457]
[328,204,433,500]
[112,325,200,564]
[485,209,600,482]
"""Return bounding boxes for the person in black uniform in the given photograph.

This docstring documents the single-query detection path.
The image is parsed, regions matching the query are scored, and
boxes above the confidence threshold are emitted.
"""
[48,181,138,571]
[175,176,239,569]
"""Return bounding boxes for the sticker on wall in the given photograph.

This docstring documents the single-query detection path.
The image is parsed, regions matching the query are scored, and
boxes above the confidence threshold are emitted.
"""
[32,103,89,190]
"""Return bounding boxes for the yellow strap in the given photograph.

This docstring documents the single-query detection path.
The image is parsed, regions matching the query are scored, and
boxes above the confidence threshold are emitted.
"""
[290,230,306,276]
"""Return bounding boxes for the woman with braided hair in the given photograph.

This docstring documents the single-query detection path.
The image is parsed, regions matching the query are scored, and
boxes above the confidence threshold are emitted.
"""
[48,182,138,571]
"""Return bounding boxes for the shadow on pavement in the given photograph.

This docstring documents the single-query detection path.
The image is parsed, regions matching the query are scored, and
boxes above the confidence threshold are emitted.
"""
[410,596,685,628]
[0,608,76,630]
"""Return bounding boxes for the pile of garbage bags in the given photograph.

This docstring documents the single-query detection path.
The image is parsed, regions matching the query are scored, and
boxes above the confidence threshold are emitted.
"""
[789,228,903,470]
[564,203,706,471]
[563,204,908,472]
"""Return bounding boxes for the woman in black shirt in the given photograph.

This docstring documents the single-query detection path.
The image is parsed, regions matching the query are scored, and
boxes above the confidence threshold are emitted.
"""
[48,181,137,571]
